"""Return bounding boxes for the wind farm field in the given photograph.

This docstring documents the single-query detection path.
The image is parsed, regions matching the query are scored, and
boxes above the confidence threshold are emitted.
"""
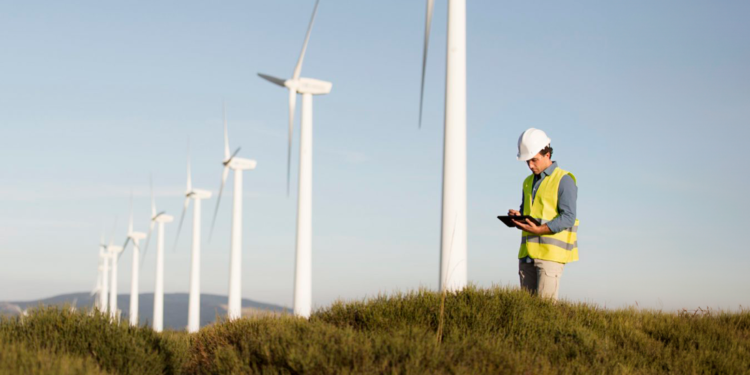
[1,287,748,375]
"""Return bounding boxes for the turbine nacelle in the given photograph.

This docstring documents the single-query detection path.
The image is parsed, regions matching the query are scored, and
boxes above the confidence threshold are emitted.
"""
[187,189,212,200]
[226,157,257,171]
[154,214,174,224]
[151,211,173,223]
[108,245,124,254]
[259,74,332,96]
[288,77,332,95]
[129,232,147,241]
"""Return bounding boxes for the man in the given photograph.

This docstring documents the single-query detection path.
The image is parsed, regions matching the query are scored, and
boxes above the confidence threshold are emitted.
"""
[508,128,578,301]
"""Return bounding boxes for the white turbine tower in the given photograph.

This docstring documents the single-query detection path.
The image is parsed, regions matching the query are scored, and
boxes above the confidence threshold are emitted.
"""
[258,0,331,318]
[92,264,103,310]
[122,196,147,326]
[174,143,212,333]
[108,243,124,320]
[419,0,468,292]
[97,234,110,311]
[92,264,102,308]
[142,177,173,332]
[94,259,107,310]
[209,104,257,321]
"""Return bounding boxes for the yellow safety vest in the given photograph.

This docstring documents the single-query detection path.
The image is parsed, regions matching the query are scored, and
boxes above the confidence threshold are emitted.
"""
[518,167,579,264]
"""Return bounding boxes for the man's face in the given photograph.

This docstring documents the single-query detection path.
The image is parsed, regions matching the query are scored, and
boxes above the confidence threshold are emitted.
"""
[526,152,552,175]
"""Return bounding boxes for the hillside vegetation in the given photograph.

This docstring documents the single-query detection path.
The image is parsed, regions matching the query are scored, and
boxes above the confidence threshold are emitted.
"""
[1,287,748,374]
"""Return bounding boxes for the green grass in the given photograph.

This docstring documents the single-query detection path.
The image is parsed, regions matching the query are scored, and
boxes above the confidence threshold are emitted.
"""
[2,287,748,374]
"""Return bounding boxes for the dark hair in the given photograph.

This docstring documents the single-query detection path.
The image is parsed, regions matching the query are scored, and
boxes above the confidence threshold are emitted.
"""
[540,145,553,158]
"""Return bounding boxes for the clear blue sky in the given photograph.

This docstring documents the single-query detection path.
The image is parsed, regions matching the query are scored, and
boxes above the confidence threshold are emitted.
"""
[1,0,748,311]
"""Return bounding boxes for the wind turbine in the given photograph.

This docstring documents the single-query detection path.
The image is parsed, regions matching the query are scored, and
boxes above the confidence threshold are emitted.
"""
[258,1,333,318]
[209,104,257,321]
[122,195,147,327]
[142,177,173,332]
[91,264,103,309]
[419,0,468,292]
[97,233,110,311]
[258,0,331,319]
[108,243,124,320]
[174,142,212,333]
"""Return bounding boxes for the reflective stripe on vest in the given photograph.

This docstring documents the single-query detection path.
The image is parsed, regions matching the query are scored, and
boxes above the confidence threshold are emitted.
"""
[522,234,578,251]
[518,167,579,264]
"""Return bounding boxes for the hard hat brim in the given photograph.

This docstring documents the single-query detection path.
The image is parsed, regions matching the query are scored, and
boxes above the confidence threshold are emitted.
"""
[517,152,534,161]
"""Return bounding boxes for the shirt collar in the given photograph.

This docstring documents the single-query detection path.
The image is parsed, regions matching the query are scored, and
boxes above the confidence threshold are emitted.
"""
[538,161,558,177]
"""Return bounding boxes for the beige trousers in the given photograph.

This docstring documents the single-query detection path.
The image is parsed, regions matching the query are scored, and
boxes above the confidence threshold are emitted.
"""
[518,258,564,300]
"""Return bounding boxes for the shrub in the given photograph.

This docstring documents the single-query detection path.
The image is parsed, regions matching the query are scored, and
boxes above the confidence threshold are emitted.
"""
[0,306,189,375]
[2,289,749,374]
[0,338,109,375]
[188,286,750,374]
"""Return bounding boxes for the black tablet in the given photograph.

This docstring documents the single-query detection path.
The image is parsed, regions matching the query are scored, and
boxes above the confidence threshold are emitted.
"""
[497,215,540,228]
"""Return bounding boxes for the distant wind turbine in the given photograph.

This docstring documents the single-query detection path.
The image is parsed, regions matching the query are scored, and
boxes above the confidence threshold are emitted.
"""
[97,232,110,311]
[122,194,147,326]
[91,264,103,309]
[419,0,468,292]
[258,0,331,318]
[142,177,173,332]
[104,217,124,319]
[174,141,212,333]
[108,242,124,320]
[209,104,257,321]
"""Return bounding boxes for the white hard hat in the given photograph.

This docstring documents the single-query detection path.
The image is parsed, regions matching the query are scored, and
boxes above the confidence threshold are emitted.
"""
[517,128,551,161]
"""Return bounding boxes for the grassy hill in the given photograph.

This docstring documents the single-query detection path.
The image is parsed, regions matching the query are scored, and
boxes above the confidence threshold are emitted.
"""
[1,286,748,374]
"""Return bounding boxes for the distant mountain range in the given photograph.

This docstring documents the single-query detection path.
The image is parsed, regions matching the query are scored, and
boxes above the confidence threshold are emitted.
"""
[0,293,289,330]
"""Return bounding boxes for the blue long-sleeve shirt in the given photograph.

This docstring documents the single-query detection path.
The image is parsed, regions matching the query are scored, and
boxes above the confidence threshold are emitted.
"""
[519,161,577,233]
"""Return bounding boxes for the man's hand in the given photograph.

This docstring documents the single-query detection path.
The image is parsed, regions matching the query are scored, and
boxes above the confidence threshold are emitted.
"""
[508,209,521,216]
[513,218,552,235]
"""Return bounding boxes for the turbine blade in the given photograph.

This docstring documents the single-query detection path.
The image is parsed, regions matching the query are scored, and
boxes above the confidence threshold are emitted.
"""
[223,102,230,160]
[287,88,296,196]
[141,220,155,268]
[230,147,241,161]
[258,73,287,87]
[292,0,320,80]
[173,197,191,252]
[209,166,230,241]
[91,271,102,297]
[419,0,434,129]
[124,241,141,260]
